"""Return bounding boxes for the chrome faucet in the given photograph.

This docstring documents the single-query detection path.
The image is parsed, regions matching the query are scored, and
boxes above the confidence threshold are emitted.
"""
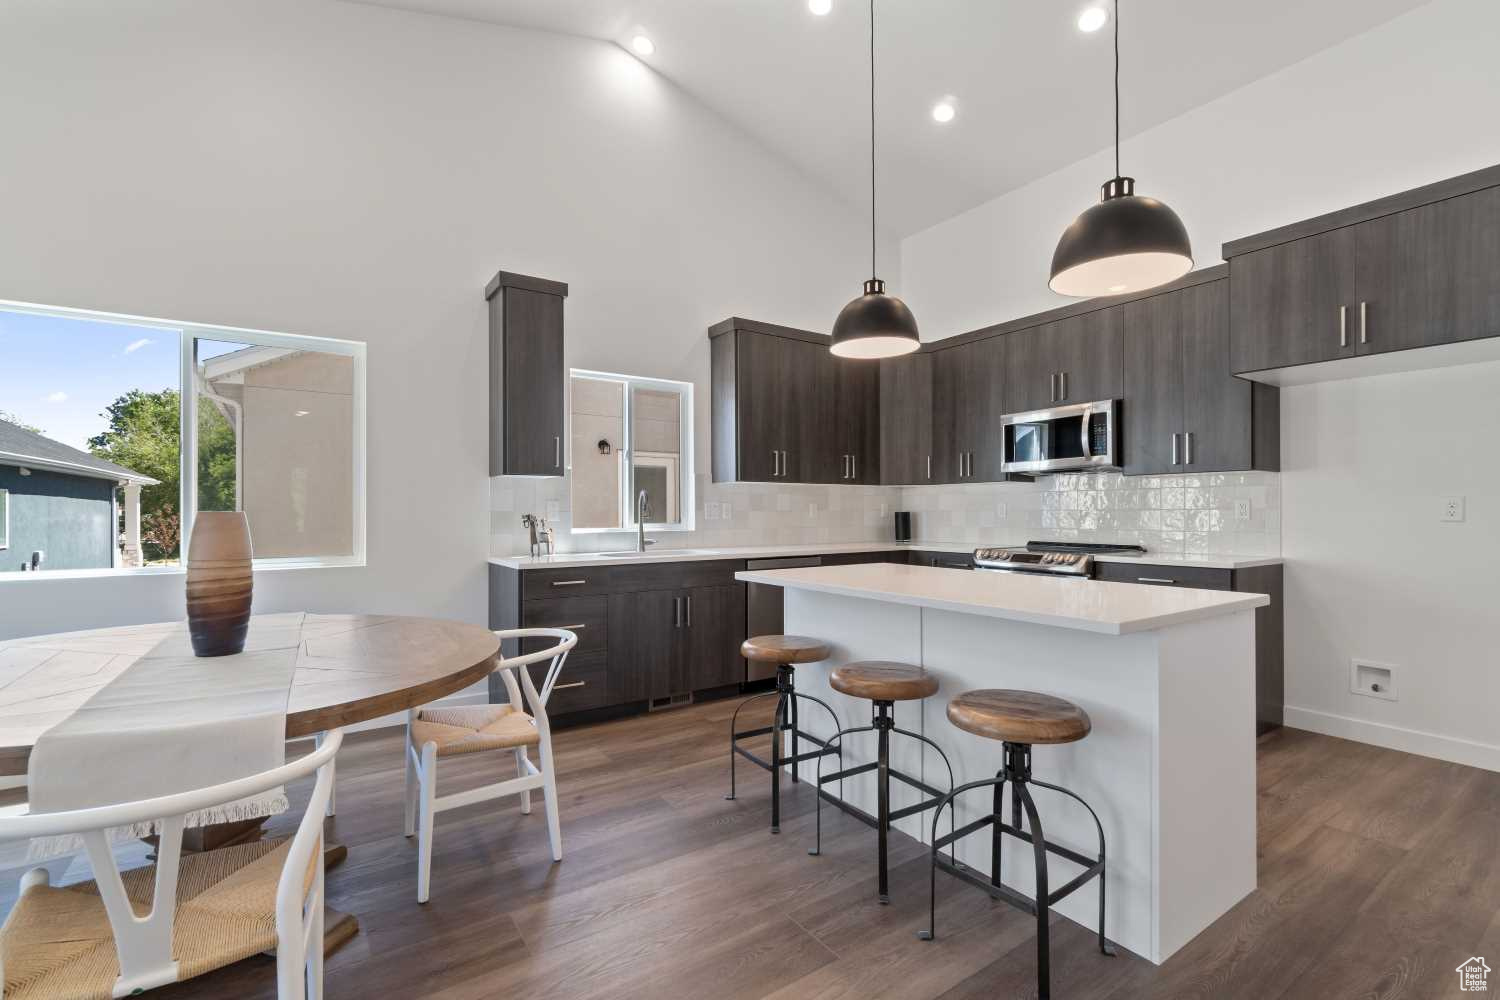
[636,490,655,553]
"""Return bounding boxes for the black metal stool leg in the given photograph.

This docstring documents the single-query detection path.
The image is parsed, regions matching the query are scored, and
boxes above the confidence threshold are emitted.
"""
[876,705,891,904]
[725,690,776,802]
[770,687,786,834]
[789,675,800,784]
[991,774,1007,889]
[1031,776,1116,957]
[1018,781,1051,1000]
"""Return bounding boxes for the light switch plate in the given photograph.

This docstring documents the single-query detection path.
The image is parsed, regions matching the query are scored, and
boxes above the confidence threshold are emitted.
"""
[995,502,1008,518]
[1441,496,1466,522]
[704,502,719,520]
[1234,499,1252,521]
[721,502,732,520]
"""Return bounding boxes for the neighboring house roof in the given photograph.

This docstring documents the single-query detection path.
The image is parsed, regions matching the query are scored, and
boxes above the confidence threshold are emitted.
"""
[200,345,298,384]
[0,420,159,485]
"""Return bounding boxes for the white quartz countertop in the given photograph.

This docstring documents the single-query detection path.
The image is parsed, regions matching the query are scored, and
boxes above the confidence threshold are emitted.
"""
[489,541,1281,571]
[735,562,1269,635]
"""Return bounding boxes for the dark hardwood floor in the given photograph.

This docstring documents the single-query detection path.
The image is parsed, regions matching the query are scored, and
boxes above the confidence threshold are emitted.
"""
[19,697,1500,999]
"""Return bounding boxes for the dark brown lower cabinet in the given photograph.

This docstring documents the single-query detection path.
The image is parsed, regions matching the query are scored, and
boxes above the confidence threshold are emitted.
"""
[491,561,748,723]
[1093,560,1283,734]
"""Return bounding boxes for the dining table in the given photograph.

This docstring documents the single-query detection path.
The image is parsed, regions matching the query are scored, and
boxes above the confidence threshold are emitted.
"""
[0,612,502,953]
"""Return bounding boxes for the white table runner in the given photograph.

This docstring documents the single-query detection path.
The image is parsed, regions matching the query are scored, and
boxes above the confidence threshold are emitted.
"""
[26,614,305,857]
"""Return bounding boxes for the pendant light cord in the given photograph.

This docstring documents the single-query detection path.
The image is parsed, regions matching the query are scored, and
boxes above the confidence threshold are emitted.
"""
[1114,0,1121,178]
[869,0,877,280]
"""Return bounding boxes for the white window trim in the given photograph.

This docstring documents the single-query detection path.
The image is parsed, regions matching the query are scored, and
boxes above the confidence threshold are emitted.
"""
[569,369,695,534]
[0,297,366,575]
[0,487,8,550]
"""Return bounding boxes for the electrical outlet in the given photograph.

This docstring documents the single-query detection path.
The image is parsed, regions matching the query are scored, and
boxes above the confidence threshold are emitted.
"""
[1441,495,1466,522]
[995,502,1008,518]
[545,500,560,521]
[721,502,732,520]
[1234,499,1252,521]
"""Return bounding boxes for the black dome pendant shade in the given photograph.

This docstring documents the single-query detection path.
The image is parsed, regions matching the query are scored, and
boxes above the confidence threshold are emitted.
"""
[1049,0,1191,298]
[830,0,919,359]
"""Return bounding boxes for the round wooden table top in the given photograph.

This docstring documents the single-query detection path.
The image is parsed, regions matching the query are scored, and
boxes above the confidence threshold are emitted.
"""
[0,612,500,776]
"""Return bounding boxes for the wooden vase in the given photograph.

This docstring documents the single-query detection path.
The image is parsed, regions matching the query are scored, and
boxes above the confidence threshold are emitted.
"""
[186,511,254,657]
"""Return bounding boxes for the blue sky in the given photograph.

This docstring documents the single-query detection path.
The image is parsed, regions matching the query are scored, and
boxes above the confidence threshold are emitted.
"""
[0,308,181,451]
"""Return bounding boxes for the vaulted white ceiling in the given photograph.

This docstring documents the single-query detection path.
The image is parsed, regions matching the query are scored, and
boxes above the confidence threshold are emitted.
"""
[353,0,1428,236]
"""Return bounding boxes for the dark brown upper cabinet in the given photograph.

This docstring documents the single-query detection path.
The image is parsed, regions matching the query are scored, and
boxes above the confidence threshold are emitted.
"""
[1226,164,1500,374]
[487,271,568,477]
[931,336,1009,483]
[1122,273,1278,476]
[1005,308,1123,413]
[709,318,879,485]
[879,351,933,485]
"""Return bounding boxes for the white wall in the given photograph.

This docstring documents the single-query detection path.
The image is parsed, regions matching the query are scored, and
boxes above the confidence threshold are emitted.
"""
[0,0,892,639]
[899,0,1500,767]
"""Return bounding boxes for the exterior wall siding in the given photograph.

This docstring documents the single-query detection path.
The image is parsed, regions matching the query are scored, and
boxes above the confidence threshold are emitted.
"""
[0,464,115,572]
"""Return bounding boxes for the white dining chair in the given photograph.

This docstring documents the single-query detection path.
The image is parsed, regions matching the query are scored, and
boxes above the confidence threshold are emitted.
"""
[404,628,576,904]
[0,730,341,1000]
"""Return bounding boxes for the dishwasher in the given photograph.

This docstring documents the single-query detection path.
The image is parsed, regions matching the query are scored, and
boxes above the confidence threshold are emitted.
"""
[744,556,822,681]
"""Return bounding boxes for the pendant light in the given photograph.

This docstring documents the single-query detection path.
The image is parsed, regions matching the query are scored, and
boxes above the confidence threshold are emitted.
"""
[830,0,920,359]
[1049,0,1191,297]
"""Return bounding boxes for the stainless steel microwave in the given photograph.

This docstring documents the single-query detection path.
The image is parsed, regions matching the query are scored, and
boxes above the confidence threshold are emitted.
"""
[1000,399,1120,474]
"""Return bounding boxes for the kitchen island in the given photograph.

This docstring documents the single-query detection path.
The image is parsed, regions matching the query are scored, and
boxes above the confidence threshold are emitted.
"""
[734,562,1268,964]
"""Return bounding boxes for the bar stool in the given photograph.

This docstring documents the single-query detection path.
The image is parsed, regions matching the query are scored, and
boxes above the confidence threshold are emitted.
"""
[919,689,1114,1000]
[810,661,954,904]
[727,635,841,834]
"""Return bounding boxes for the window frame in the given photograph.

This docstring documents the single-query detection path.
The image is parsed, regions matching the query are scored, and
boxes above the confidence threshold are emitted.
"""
[0,487,8,550]
[568,369,695,534]
[0,297,366,576]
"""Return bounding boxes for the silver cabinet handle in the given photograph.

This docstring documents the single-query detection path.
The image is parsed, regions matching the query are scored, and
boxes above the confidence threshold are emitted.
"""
[1339,305,1348,347]
[926,454,931,480]
[1185,431,1194,465]
[551,579,587,587]
[1050,372,1057,402]
[557,623,587,630]
[852,454,857,480]
[1060,371,1068,400]
[553,680,586,691]
[1360,301,1368,344]
[554,436,561,469]
[772,450,778,477]
[673,596,681,628]
[1138,577,1176,585]
[1171,433,1180,465]
[685,595,692,627]
[781,450,788,478]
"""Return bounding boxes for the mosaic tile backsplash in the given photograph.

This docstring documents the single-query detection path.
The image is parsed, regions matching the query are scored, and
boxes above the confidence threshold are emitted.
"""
[490,470,1281,559]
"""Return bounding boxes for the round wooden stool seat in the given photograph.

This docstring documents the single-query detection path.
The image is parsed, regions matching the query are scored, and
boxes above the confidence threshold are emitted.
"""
[829,661,939,702]
[740,634,831,664]
[946,689,1091,745]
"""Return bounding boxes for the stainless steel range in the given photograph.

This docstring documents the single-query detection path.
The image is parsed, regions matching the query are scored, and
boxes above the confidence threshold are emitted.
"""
[972,540,1147,578]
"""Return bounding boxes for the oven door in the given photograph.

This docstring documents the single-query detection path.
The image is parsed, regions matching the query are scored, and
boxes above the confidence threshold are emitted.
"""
[1001,400,1119,475]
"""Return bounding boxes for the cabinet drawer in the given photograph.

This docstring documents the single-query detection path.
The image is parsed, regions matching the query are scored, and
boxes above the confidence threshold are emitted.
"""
[529,650,610,715]
[521,566,617,600]
[1093,562,1232,591]
[520,596,608,654]
[821,551,908,566]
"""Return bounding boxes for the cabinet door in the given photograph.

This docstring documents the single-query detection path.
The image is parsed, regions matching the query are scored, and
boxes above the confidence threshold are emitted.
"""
[1229,227,1355,372]
[736,333,815,482]
[963,337,1010,482]
[1004,324,1056,414]
[1121,292,1184,476]
[683,584,745,691]
[1353,185,1500,356]
[1051,307,1122,405]
[621,589,683,701]
[500,287,565,476]
[790,339,832,483]
[834,358,881,484]
[930,346,965,483]
[1179,279,1254,473]
[880,352,933,485]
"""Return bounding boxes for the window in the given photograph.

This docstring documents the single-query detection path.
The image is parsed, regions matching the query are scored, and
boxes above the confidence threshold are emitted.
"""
[0,299,364,574]
[0,489,8,550]
[569,371,692,532]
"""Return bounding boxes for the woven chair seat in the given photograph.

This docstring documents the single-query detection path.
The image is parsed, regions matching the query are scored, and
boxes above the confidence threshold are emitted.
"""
[411,705,540,758]
[1,838,307,1000]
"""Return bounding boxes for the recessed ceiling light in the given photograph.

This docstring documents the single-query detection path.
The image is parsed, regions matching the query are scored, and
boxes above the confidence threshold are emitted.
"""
[808,0,833,15]
[630,34,655,56]
[931,101,956,124]
[1077,6,1108,32]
